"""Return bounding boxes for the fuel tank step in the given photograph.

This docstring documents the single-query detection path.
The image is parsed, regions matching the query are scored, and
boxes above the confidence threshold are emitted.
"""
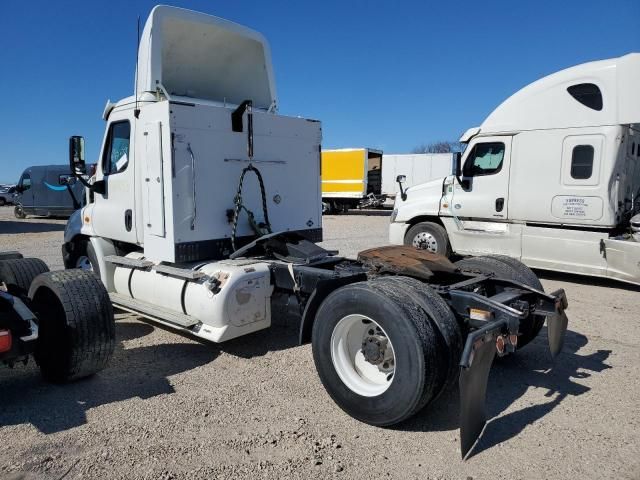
[109,292,199,328]
[105,255,154,269]
[153,264,205,280]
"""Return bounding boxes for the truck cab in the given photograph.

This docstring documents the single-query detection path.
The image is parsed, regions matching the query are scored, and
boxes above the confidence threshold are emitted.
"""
[390,53,640,285]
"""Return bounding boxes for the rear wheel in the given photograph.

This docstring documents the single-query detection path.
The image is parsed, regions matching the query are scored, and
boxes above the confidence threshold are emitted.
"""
[312,278,444,426]
[404,221,451,256]
[30,270,115,382]
[0,257,50,296]
[455,255,545,348]
[380,276,463,394]
[0,251,23,261]
[0,198,5,206]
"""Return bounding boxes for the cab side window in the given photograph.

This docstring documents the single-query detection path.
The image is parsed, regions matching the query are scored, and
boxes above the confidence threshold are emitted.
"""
[19,173,31,191]
[103,121,131,175]
[463,142,505,177]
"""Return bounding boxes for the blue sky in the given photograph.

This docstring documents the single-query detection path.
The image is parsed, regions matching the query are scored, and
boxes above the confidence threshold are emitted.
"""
[0,0,638,183]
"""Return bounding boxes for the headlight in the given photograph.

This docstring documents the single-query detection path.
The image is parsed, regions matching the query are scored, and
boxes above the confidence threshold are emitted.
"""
[390,208,398,223]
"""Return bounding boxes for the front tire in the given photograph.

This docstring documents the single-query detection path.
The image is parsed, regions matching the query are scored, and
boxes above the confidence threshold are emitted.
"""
[69,238,101,277]
[404,221,451,256]
[14,205,26,219]
[30,270,115,382]
[312,278,444,426]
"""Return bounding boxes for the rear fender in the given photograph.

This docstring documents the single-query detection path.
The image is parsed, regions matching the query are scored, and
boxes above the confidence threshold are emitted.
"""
[298,277,363,345]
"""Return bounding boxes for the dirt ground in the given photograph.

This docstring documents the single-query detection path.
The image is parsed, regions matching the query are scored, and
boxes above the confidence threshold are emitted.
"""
[0,206,638,480]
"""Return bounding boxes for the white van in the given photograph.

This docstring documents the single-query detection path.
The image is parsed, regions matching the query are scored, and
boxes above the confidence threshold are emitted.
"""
[390,53,640,285]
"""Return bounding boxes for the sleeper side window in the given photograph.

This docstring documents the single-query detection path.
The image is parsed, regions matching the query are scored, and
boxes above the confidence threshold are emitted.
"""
[103,121,131,175]
[570,145,594,180]
[463,142,505,177]
[567,83,603,111]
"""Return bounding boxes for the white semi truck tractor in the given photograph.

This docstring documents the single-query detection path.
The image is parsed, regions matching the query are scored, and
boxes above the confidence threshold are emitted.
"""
[390,53,640,286]
[62,5,570,458]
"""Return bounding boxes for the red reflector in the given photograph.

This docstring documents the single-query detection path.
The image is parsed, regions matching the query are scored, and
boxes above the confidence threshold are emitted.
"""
[0,330,12,353]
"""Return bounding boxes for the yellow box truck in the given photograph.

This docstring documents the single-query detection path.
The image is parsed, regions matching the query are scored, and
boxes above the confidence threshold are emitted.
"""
[321,148,384,213]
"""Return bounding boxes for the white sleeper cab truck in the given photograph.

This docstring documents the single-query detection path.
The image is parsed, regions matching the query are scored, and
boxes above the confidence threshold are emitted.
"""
[391,53,640,286]
[63,5,571,458]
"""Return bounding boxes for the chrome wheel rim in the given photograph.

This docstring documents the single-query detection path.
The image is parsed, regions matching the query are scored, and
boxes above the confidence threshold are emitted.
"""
[412,231,438,252]
[75,255,93,271]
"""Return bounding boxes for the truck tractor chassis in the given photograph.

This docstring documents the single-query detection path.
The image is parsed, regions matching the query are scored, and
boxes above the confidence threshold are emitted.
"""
[90,233,568,458]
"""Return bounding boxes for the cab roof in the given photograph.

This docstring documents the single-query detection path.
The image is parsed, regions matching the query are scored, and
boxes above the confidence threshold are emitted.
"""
[462,53,640,140]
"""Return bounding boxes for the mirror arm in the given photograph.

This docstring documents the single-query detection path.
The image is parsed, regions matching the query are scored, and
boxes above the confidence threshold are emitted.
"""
[399,184,407,201]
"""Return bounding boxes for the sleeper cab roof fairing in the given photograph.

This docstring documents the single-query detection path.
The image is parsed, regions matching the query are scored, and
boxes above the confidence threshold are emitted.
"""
[134,5,277,111]
[479,52,640,134]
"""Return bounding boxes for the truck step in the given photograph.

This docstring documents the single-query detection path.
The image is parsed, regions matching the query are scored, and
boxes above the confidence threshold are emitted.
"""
[153,264,205,280]
[109,292,199,328]
[105,255,154,269]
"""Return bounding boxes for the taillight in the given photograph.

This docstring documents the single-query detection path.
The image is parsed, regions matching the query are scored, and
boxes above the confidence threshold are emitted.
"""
[0,330,12,353]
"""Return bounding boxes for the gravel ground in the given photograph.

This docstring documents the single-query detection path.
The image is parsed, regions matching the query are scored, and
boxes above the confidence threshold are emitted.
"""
[0,206,638,480]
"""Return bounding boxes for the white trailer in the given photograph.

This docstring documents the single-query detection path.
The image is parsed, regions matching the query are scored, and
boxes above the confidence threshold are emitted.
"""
[62,5,570,458]
[390,53,640,286]
[382,153,453,202]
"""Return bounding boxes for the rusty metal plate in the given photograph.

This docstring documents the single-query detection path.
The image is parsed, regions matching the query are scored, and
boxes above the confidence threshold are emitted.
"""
[357,245,458,280]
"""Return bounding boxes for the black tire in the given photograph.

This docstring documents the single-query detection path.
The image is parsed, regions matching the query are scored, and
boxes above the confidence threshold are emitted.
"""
[0,198,5,206]
[311,278,442,426]
[29,270,115,382]
[14,205,26,219]
[0,251,23,261]
[404,221,451,256]
[380,276,463,395]
[69,238,101,277]
[0,257,50,296]
[455,255,545,348]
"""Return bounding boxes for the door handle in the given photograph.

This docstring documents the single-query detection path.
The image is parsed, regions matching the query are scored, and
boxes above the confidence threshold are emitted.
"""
[124,209,132,232]
[495,198,504,212]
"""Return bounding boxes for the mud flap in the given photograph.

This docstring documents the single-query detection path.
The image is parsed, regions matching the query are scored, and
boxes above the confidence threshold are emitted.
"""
[548,309,568,358]
[459,327,499,459]
[547,289,569,358]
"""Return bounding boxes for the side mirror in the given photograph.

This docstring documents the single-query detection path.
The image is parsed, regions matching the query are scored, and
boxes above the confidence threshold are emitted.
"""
[68,135,105,193]
[69,136,86,175]
[453,152,462,177]
[453,152,470,190]
[396,175,407,201]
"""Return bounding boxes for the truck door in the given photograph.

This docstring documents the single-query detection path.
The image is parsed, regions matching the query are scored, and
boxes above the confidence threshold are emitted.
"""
[451,136,512,220]
[444,136,521,257]
[17,171,33,211]
[92,115,138,244]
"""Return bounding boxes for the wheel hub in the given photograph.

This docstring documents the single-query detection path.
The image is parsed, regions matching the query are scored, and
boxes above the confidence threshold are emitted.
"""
[362,335,388,365]
[412,232,437,252]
